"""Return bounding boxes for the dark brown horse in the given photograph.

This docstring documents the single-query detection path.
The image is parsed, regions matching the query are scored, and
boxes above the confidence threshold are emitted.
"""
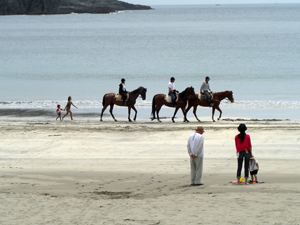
[100,86,147,122]
[151,87,195,123]
[185,90,234,122]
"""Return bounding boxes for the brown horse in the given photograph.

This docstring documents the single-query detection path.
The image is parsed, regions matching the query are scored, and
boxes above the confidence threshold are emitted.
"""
[100,86,147,122]
[185,90,234,122]
[151,87,195,123]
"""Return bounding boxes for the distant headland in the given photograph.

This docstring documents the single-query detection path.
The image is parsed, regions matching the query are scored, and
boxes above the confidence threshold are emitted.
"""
[0,0,152,15]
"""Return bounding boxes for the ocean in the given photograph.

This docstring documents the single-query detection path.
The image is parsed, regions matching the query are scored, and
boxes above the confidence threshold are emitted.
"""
[0,4,299,121]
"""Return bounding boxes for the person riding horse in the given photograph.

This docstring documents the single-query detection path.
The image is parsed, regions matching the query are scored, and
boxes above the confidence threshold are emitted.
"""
[119,78,128,105]
[200,76,213,107]
[168,77,177,107]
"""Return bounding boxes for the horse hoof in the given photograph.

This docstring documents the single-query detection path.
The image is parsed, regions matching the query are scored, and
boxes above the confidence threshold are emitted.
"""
[158,120,162,123]
[114,120,118,122]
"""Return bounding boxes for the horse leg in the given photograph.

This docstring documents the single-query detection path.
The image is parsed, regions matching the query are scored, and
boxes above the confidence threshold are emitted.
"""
[151,113,156,121]
[109,104,117,122]
[172,107,179,123]
[132,105,137,121]
[128,107,132,122]
[193,105,201,122]
[184,104,193,122]
[155,105,162,122]
[212,106,216,122]
[100,105,108,121]
[216,105,222,121]
[182,106,189,122]
[183,104,192,122]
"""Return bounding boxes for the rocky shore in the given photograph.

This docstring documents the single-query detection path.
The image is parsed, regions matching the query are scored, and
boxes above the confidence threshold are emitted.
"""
[0,0,152,15]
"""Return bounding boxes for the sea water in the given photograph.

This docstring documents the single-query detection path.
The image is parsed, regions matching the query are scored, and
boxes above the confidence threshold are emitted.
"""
[0,4,299,121]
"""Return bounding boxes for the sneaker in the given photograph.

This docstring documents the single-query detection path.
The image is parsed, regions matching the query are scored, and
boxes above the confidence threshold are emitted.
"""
[192,183,203,186]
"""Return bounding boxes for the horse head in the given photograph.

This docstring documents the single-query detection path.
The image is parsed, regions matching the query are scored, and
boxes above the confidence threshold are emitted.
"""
[139,86,147,100]
[179,86,195,98]
[226,91,234,103]
[188,86,195,97]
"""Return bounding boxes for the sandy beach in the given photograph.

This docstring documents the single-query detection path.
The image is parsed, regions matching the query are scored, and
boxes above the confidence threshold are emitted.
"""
[0,119,300,224]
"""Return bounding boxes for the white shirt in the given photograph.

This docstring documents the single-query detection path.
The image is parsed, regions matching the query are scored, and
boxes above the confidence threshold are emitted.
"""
[187,132,204,157]
[168,82,175,92]
[249,159,259,171]
[122,84,126,92]
[200,82,210,93]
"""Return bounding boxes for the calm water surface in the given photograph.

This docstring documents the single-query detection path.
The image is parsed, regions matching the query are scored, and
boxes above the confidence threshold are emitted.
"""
[0,4,299,119]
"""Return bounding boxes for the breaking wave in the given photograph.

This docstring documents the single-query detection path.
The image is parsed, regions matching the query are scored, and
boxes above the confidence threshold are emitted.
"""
[0,100,300,109]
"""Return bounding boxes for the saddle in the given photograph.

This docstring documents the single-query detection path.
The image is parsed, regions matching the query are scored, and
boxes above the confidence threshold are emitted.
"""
[165,93,179,103]
[198,93,213,102]
[115,93,129,101]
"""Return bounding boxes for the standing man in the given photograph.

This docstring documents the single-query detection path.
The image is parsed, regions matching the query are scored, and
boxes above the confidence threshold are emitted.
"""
[119,78,128,105]
[168,77,177,107]
[187,126,205,186]
[200,76,213,107]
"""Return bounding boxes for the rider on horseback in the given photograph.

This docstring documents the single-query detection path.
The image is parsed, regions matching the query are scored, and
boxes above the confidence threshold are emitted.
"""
[168,77,177,107]
[119,78,128,105]
[200,76,213,107]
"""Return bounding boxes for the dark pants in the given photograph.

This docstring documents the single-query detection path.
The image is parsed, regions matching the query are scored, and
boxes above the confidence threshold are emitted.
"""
[237,150,251,179]
[169,91,176,106]
[121,92,127,104]
[202,91,212,105]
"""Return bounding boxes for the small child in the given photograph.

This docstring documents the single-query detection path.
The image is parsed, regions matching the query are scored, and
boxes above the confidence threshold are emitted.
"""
[62,96,78,120]
[249,156,259,183]
[56,105,63,121]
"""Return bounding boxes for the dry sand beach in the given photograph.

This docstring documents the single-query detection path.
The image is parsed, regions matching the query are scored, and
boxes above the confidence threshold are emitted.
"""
[0,119,300,224]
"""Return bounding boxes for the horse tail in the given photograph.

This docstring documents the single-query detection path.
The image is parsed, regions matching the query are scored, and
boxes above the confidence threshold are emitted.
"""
[151,95,157,118]
[102,94,106,107]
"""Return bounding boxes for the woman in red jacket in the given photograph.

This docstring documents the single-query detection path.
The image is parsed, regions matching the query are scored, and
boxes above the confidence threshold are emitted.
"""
[235,123,252,185]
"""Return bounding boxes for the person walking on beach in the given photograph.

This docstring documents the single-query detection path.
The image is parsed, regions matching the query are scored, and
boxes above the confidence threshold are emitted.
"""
[187,126,205,186]
[249,156,259,183]
[119,78,128,105]
[62,96,78,120]
[168,77,177,107]
[56,104,64,121]
[235,123,252,185]
[200,76,213,107]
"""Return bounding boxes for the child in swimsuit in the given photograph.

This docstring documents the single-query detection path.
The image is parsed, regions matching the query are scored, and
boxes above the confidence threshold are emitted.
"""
[62,96,78,120]
[56,105,64,121]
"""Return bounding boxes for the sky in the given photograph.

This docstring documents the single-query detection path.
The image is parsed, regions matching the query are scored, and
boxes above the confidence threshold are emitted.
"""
[128,0,300,5]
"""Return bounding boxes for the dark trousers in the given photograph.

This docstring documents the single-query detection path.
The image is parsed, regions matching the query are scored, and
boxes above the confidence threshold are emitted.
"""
[202,91,211,105]
[237,150,251,179]
[121,93,127,104]
[169,91,176,106]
